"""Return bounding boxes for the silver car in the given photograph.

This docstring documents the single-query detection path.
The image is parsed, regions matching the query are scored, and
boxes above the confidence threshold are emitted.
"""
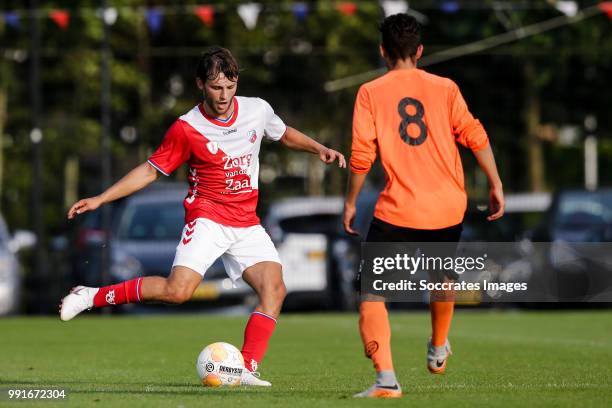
[0,214,36,315]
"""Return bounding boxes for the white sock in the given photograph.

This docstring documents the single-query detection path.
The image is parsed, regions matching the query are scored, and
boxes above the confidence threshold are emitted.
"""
[376,370,397,387]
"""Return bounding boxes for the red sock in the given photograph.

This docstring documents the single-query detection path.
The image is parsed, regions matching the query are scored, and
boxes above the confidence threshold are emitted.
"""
[241,312,277,372]
[93,278,143,308]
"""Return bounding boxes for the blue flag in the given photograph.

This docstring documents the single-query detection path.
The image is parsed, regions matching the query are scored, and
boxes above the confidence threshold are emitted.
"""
[441,1,459,14]
[4,12,20,29]
[292,3,309,22]
[145,8,163,33]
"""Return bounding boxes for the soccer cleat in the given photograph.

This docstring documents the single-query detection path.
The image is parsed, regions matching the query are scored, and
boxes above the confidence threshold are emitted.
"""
[240,370,271,387]
[59,286,98,321]
[353,383,402,398]
[427,338,452,374]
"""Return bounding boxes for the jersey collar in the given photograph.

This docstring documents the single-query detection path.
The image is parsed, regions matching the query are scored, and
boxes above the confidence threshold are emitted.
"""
[199,97,239,128]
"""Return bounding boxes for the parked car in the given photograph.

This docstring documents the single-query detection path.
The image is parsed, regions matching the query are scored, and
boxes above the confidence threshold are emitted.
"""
[0,213,36,315]
[525,189,612,301]
[264,196,352,309]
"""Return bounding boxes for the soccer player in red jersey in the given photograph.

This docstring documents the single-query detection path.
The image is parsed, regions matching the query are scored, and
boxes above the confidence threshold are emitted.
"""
[61,47,346,386]
[344,15,504,398]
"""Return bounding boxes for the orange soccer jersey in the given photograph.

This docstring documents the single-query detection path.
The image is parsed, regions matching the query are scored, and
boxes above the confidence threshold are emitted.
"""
[350,68,489,230]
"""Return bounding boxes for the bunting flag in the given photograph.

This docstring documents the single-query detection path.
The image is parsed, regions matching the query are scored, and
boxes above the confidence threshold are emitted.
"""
[381,0,408,17]
[195,5,215,27]
[292,2,309,22]
[337,2,357,16]
[598,2,612,20]
[50,9,70,30]
[102,7,118,25]
[440,1,460,14]
[145,8,163,33]
[3,11,20,29]
[554,1,578,17]
[237,3,262,30]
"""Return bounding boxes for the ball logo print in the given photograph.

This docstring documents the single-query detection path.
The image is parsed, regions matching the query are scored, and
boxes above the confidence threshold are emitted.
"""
[205,362,215,373]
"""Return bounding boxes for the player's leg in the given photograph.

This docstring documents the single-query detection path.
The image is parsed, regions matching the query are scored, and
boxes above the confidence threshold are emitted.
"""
[425,224,462,374]
[354,218,402,398]
[354,296,402,398]
[220,225,284,386]
[428,279,454,374]
[60,218,228,321]
[241,261,285,371]
[59,266,202,321]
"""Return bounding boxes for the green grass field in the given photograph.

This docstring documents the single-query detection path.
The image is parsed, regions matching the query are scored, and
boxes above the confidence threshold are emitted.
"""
[1,311,611,407]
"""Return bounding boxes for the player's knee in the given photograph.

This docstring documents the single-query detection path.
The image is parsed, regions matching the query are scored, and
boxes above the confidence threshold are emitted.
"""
[165,283,193,304]
[269,280,286,304]
[259,278,286,303]
[277,281,287,301]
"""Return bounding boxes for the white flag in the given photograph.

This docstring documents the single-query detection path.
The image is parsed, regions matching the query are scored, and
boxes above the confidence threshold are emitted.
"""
[381,0,408,17]
[103,7,118,25]
[555,1,578,17]
[238,3,262,30]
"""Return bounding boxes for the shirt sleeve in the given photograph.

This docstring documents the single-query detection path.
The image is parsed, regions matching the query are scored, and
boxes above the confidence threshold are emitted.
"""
[261,99,287,141]
[350,85,378,174]
[148,120,191,176]
[449,82,489,151]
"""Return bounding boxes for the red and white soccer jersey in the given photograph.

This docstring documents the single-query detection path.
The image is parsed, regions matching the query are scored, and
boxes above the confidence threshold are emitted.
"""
[148,96,286,227]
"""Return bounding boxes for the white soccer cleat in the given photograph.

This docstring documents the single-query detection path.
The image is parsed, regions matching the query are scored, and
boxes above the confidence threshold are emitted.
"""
[59,286,98,321]
[353,383,402,398]
[240,370,271,387]
[427,338,452,374]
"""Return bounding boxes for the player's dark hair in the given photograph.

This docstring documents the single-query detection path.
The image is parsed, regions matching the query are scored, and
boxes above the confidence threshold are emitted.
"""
[379,14,422,64]
[196,46,239,82]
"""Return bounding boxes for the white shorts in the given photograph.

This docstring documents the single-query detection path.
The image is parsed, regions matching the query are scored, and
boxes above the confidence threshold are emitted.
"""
[172,217,281,282]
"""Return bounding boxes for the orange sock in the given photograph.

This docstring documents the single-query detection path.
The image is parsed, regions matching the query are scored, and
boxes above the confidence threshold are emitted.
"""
[430,298,454,347]
[359,301,394,372]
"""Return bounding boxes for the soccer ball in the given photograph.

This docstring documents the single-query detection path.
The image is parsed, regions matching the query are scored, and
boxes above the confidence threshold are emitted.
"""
[196,342,245,387]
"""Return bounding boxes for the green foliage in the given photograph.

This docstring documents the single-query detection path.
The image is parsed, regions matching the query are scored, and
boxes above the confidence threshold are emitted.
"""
[0,0,611,233]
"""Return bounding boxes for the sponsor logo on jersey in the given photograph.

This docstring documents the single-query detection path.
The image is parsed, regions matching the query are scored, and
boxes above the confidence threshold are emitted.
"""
[223,128,237,136]
[106,290,116,305]
[247,129,257,143]
[223,154,252,170]
[206,141,219,155]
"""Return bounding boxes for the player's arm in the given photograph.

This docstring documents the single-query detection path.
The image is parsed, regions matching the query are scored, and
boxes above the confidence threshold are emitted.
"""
[343,85,376,236]
[473,145,504,221]
[450,82,504,221]
[279,126,346,167]
[344,171,368,236]
[67,162,159,219]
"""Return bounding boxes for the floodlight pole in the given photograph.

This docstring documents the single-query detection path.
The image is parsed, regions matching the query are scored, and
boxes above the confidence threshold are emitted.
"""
[100,0,112,293]
[584,115,598,191]
[30,0,46,313]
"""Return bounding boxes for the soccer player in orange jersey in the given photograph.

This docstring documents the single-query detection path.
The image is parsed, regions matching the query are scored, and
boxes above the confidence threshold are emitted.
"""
[344,14,504,398]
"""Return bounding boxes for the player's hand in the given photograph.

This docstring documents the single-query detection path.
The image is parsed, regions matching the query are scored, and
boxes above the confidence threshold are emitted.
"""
[487,186,505,221]
[319,147,346,168]
[67,196,103,220]
[343,202,360,236]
